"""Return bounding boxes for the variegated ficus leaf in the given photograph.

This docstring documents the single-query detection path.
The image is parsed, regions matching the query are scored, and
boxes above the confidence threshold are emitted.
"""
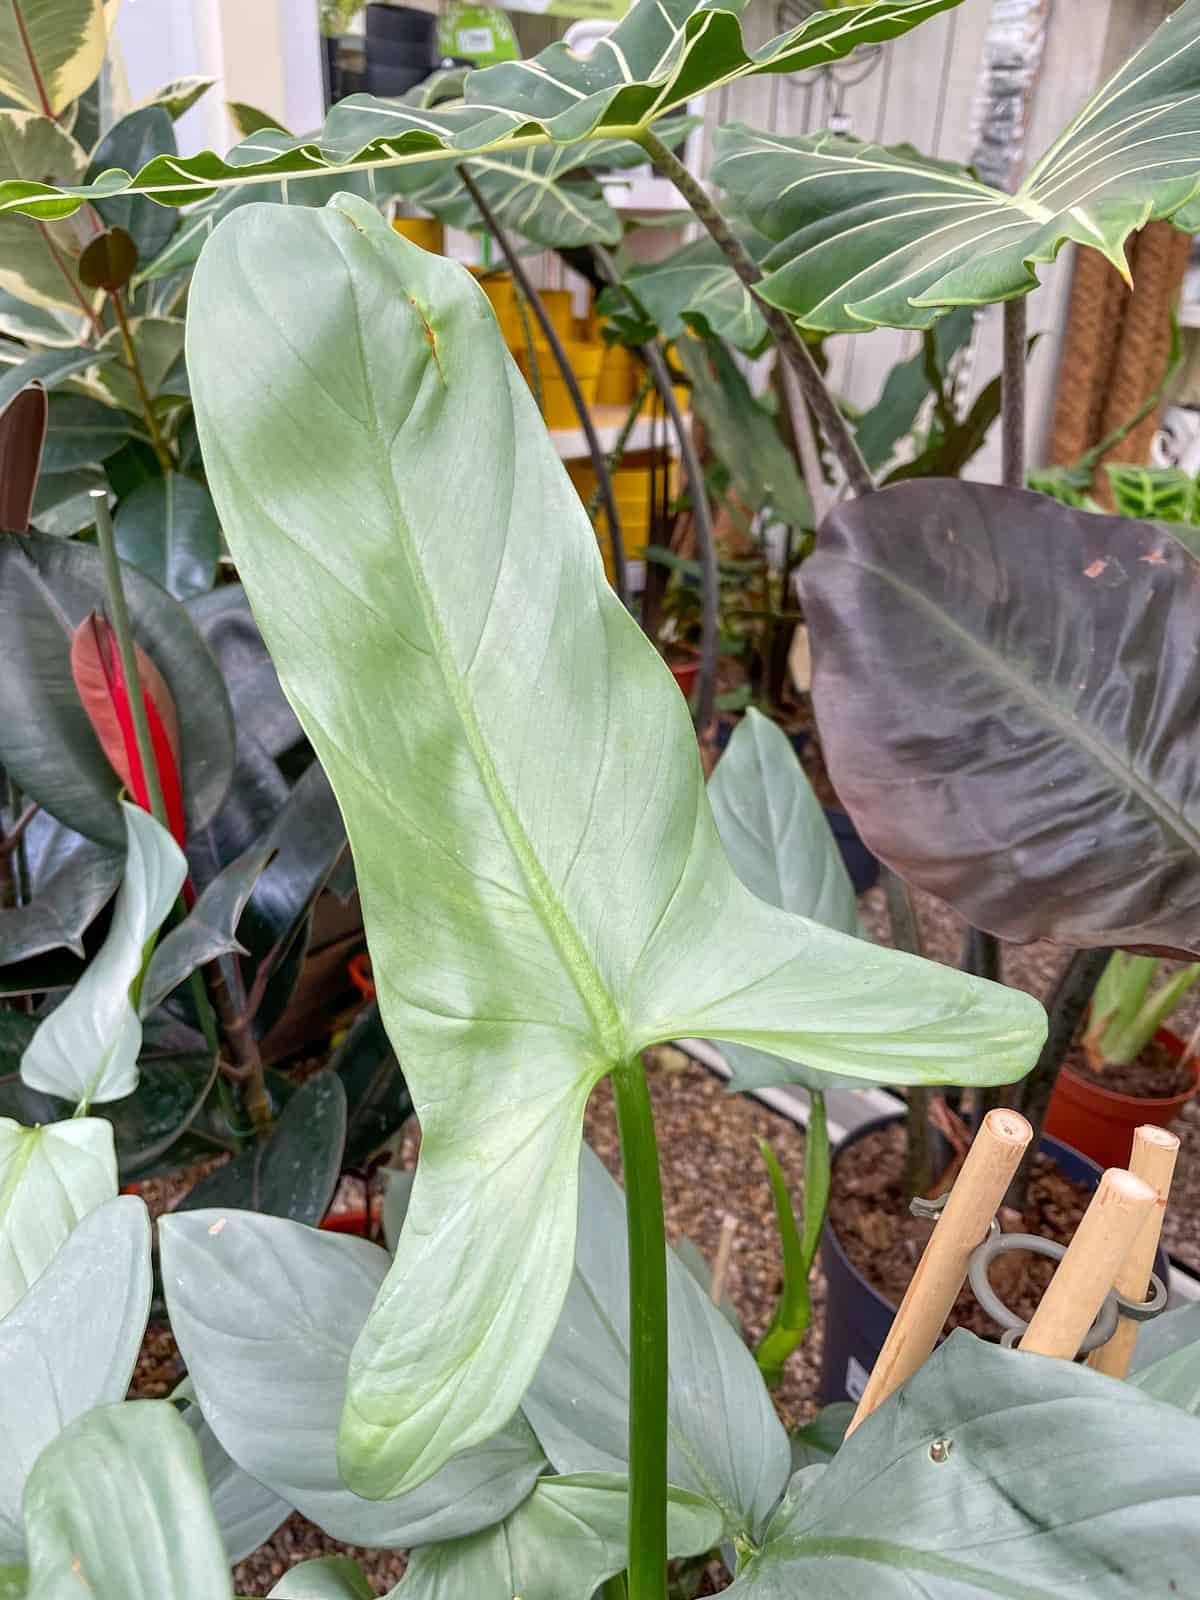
[712,0,1200,332]
[0,0,963,220]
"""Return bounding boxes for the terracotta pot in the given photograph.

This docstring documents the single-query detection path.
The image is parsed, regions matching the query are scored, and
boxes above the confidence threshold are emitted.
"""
[319,1208,373,1236]
[668,658,699,697]
[1043,1025,1199,1170]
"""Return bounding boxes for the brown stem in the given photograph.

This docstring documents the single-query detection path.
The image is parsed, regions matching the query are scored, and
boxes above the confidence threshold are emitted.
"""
[204,957,272,1137]
[636,128,874,499]
[13,0,55,120]
[110,288,174,473]
[38,223,104,339]
[1002,297,1028,489]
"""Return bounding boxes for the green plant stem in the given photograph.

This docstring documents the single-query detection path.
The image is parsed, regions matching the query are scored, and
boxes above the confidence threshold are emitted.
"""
[1002,296,1027,490]
[109,287,173,473]
[881,866,935,1198]
[636,127,874,499]
[457,165,629,606]
[611,1055,668,1600]
[602,1577,630,1600]
[1005,947,1111,1209]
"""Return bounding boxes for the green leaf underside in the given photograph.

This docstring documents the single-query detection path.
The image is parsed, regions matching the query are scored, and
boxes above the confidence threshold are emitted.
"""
[712,0,1200,332]
[0,1196,151,1564]
[707,710,863,1094]
[187,195,1042,1497]
[22,1402,232,1600]
[394,1475,723,1599]
[728,1334,1200,1597]
[524,1147,790,1542]
[0,0,964,218]
[20,805,186,1106]
[0,1116,116,1321]
[159,1208,546,1546]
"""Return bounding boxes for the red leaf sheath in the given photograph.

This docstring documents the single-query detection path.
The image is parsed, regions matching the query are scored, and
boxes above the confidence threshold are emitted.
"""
[70,613,193,902]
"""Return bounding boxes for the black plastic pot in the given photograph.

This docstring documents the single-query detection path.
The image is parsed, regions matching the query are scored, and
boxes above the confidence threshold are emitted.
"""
[816,1112,1172,1405]
[366,35,435,71]
[366,4,438,46]
[364,62,430,97]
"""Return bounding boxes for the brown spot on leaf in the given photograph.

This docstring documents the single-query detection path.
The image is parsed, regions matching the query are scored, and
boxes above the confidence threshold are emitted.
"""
[1084,558,1107,579]
[208,1218,226,1236]
[408,297,444,381]
[1141,549,1169,565]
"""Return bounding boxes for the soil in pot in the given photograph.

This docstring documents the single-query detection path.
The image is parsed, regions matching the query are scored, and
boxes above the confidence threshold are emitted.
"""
[1065,1035,1194,1099]
[827,1121,1096,1337]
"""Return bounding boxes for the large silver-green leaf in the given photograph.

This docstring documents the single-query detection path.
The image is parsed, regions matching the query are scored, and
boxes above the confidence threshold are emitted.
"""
[727,1333,1200,1597]
[0,0,963,218]
[0,1196,150,1563]
[523,1146,789,1542]
[22,1401,232,1600]
[0,0,107,116]
[0,114,92,315]
[174,1387,291,1564]
[708,709,862,1095]
[0,1116,115,1320]
[20,804,187,1107]
[269,1559,374,1599]
[713,0,1200,333]
[394,1475,722,1600]
[159,1207,546,1547]
[1132,1340,1200,1418]
[187,194,1043,1498]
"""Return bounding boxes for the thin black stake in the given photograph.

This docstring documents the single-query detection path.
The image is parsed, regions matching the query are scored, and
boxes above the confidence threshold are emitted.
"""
[457,166,629,606]
[1002,297,1028,491]
[592,245,718,728]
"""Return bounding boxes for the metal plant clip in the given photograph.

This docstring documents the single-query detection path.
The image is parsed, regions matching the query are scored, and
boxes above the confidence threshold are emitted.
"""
[909,1192,1168,1356]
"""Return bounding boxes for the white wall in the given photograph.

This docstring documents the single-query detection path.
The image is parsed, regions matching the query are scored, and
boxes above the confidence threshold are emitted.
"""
[114,0,324,154]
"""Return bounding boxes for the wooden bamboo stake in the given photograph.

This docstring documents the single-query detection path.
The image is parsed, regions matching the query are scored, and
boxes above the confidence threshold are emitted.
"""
[846,1108,1032,1436]
[710,1214,738,1307]
[1021,1168,1157,1360]
[1086,1127,1179,1378]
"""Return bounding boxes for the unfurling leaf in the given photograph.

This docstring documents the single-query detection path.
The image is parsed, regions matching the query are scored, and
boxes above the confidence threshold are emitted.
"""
[70,611,188,849]
[20,803,186,1106]
[77,225,138,290]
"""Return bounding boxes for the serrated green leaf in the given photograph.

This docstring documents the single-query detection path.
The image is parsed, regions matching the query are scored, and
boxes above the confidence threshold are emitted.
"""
[395,1475,722,1600]
[187,193,1042,1499]
[20,804,186,1106]
[0,0,964,218]
[0,1196,150,1563]
[22,1401,232,1600]
[0,1116,116,1320]
[0,0,106,116]
[728,1333,1200,1598]
[159,1207,547,1546]
[524,1147,789,1542]
[714,0,1200,333]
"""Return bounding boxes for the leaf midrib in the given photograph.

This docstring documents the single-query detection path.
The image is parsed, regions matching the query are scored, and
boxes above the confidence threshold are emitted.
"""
[844,550,1200,864]
[341,220,626,1064]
